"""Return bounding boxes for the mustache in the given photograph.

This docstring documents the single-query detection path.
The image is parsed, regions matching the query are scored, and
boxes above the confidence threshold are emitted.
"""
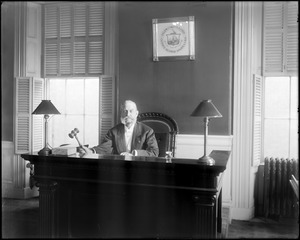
[122,116,134,120]
[121,116,135,123]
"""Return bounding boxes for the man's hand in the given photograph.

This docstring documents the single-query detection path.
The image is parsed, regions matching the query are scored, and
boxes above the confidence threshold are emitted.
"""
[120,152,133,156]
[78,146,94,154]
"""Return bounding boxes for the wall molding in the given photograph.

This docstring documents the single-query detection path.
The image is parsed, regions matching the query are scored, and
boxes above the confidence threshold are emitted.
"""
[230,2,263,220]
[175,134,233,159]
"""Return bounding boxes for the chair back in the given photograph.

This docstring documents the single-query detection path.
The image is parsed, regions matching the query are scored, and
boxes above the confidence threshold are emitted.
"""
[137,112,179,157]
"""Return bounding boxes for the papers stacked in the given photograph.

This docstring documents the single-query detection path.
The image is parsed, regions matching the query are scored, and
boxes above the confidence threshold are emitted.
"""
[52,145,77,156]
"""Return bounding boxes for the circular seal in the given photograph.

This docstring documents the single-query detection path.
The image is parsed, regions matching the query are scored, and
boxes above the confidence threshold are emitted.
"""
[160,25,187,53]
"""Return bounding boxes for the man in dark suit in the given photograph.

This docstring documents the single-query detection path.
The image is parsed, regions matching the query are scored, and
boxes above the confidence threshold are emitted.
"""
[81,100,159,157]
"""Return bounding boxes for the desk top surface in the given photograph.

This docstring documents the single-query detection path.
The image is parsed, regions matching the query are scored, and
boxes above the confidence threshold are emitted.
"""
[22,150,230,169]
[22,150,231,190]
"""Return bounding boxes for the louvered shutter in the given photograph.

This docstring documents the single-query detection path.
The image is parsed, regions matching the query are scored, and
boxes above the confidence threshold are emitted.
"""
[252,74,263,166]
[263,2,298,75]
[44,5,58,76]
[286,2,298,73]
[32,80,44,152]
[264,2,284,73]
[15,78,30,153]
[44,2,104,77]
[88,2,104,74]
[45,43,58,76]
[15,77,44,154]
[60,5,72,76]
[89,2,104,36]
[60,42,72,75]
[99,75,115,142]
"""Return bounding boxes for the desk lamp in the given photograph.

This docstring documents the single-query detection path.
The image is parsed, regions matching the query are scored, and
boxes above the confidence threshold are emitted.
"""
[32,100,60,155]
[191,99,222,165]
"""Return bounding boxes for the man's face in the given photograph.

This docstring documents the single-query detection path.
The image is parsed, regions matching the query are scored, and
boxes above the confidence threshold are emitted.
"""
[120,101,139,127]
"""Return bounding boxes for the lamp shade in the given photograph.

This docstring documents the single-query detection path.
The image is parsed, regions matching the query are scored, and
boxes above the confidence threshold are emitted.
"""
[32,100,60,115]
[191,99,222,118]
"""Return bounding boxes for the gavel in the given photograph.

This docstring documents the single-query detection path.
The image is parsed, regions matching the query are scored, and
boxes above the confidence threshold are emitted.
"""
[68,128,83,148]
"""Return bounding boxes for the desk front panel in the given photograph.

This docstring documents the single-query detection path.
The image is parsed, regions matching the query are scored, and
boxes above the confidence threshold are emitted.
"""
[56,180,212,238]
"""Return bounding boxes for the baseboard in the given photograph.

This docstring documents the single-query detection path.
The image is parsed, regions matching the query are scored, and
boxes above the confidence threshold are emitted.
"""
[2,182,39,199]
[222,205,232,224]
[221,206,231,238]
[231,206,255,220]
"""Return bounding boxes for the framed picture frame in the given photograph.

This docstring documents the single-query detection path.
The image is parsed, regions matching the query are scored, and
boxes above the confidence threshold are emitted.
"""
[152,16,195,61]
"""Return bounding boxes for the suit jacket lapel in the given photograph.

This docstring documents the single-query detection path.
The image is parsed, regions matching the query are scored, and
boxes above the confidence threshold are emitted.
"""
[117,124,127,153]
[132,122,141,150]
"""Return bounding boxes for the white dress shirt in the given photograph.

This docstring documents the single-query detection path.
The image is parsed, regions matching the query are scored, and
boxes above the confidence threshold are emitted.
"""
[124,124,134,152]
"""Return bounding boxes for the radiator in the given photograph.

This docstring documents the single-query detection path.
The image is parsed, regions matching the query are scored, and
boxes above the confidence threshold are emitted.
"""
[263,157,299,218]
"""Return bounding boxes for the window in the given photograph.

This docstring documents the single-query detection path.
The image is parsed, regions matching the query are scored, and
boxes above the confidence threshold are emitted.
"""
[43,2,104,147]
[47,78,99,148]
[14,2,116,154]
[263,76,298,159]
[42,2,115,149]
[262,2,298,160]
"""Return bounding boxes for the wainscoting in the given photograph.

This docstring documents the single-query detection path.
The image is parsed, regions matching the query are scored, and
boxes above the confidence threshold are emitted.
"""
[2,141,39,199]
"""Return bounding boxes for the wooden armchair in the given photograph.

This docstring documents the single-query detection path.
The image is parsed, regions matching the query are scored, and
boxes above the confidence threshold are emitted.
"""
[137,112,179,157]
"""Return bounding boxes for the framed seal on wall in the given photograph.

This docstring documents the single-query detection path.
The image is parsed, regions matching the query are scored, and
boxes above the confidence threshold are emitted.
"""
[152,16,195,61]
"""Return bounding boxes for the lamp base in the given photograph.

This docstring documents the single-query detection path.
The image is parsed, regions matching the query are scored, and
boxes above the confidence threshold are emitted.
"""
[38,146,52,156]
[197,155,215,165]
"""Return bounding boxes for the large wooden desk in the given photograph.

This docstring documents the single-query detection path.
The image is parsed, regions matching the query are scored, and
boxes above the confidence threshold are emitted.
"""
[22,150,230,239]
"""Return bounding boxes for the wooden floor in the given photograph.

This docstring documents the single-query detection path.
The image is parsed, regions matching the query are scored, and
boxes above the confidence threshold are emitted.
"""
[2,197,299,239]
[228,217,299,239]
